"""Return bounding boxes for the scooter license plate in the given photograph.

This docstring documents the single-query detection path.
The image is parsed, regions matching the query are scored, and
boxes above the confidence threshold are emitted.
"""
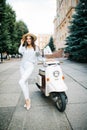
[54,77,59,80]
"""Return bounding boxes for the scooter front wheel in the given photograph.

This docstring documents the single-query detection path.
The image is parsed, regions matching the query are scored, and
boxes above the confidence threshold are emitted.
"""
[56,93,66,112]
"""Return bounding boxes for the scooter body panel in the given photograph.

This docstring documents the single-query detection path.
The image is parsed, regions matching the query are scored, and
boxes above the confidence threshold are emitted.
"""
[36,63,68,96]
[45,64,67,96]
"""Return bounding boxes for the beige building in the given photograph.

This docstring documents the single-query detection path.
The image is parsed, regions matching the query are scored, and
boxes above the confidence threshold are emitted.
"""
[54,0,78,56]
[36,34,52,49]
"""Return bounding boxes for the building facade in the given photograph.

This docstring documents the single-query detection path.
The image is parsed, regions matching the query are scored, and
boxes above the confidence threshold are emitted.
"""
[54,0,78,56]
[36,34,52,49]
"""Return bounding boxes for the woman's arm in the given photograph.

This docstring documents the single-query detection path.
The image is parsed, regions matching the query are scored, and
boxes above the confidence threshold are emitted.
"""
[35,45,46,63]
[18,39,25,55]
[35,45,42,57]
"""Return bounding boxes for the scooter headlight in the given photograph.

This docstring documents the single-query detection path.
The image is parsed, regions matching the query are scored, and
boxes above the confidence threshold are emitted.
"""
[53,71,59,77]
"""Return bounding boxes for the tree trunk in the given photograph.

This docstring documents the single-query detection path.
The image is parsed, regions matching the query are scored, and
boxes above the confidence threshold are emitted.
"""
[0,53,3,63]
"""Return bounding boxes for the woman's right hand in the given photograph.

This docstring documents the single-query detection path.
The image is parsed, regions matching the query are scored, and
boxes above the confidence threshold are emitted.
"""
[21,39,25,45]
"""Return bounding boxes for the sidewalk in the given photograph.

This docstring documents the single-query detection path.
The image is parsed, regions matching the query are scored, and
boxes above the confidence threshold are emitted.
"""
[60,58,87,130]
[0,59,21,130]
[60,58,87,89]
[0,58,87,130]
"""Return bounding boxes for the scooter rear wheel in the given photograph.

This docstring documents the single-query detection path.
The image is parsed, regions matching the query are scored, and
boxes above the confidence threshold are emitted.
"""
[56,93,66,112]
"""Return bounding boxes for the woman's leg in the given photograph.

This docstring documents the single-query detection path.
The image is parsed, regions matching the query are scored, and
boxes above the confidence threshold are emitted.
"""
[19,63,34,109]
[19,66,29,99]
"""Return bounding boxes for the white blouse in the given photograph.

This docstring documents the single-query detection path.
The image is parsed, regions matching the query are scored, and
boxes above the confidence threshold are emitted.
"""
[18,44,41,66]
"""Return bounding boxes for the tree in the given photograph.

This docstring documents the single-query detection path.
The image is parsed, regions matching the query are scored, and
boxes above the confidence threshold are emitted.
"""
[65,0,87,62]
[15,20,28,44]
[0,0,29,60]
[14,20,28,54]
[0,0,10,62]
[48,36,55,52]
[5,4,16,54]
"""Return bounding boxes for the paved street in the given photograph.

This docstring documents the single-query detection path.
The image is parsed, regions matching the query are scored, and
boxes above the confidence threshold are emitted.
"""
[0,58,87,130]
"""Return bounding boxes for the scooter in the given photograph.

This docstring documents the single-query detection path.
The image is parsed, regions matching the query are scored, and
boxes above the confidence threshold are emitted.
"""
[36,58,68,112]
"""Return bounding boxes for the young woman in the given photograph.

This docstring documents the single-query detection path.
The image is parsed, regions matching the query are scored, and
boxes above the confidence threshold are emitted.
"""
[18,32,39,110]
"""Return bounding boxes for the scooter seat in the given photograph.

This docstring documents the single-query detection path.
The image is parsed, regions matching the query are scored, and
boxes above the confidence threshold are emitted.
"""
[39,68,45,76]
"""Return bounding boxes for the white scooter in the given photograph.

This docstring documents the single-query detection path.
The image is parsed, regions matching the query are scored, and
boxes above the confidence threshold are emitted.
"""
[36,58,68,112]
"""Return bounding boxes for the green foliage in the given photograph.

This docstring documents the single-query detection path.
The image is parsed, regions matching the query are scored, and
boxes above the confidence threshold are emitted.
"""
[48,36,55,52]
[15,21,28,43]
[0,0,10,52]
[0,0,29,57]
[65,0,87,62]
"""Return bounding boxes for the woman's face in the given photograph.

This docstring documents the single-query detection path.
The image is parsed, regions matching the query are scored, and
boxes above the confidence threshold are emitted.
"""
[26,36,32,45]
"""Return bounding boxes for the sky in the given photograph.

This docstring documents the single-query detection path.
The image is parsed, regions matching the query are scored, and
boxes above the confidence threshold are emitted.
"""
[6,0,56,34]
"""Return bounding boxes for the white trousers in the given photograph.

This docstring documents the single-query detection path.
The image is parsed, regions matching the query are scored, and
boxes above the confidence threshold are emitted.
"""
[19,62,34,100]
